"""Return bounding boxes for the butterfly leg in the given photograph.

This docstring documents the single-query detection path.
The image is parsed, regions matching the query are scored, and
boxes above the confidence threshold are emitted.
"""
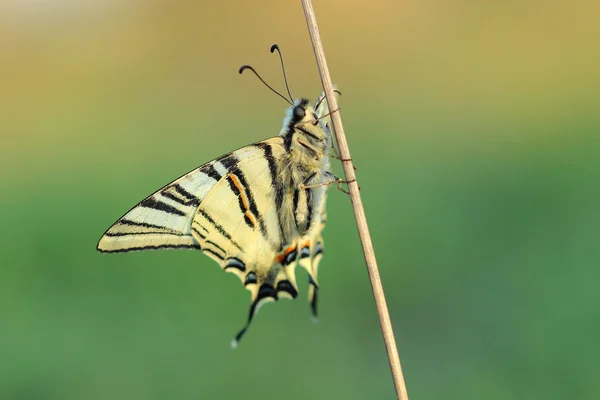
[330,171,361,194]
[329,152,357,172]
[299,171,350,189]
[300,172,359,194]
[329,153,356,165]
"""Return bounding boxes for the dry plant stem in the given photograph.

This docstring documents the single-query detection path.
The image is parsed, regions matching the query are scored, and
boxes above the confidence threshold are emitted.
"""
[301,1,409,399]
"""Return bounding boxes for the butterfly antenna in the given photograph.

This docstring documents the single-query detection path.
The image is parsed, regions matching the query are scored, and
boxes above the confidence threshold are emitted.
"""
[316,107,341,121]
[314,89,342,112]
[239,65,293,106]
[270,44,294,102]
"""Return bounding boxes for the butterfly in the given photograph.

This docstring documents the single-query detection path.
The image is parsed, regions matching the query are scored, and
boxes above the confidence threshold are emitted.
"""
[97,45,343,347]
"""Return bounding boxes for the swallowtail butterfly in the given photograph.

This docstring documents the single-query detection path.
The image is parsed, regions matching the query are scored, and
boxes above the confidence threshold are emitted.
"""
[97,45,343,347]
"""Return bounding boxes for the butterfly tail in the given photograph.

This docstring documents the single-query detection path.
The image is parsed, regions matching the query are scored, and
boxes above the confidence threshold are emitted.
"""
[298,235,325,323]
[231,259,300,348]
[308,275,319,322]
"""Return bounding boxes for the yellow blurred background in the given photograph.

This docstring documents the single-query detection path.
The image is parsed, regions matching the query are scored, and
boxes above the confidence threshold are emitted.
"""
[1,1,599,399]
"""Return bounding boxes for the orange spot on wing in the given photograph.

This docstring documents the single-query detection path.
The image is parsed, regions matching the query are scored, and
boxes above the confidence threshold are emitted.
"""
[275,245,297,264]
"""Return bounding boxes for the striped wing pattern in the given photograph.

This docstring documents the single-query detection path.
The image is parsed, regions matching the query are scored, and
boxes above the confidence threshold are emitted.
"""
[299,203,328,322]
[96,141,267,253]
[97,137,329,345]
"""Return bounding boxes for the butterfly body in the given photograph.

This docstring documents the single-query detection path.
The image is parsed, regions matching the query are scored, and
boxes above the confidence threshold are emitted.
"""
[97,92,338,346]
[278,99,333,239]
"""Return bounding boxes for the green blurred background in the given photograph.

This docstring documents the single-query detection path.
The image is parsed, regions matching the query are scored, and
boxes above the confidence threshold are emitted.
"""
[1,1,599,399]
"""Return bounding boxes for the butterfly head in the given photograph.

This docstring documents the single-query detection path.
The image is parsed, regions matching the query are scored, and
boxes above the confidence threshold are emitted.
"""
[239,46,336,166]
[281,98,330,158]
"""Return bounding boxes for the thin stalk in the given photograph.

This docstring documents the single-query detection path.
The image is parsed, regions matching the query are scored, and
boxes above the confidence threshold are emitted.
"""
[300,1,409,399]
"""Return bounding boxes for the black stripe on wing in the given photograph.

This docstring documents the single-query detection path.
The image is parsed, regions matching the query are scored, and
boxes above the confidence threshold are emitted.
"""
[102,231,190,238]
[139,197,186,217]
[197,208,243,252]
[160,184,201,206]
[97,243,200,253]
[205,239,227,256]
[256,141,288,244]
[255,142,279,188]
[191,226,206,239]
[205,164,223,182]
[118,219,181,233]
[216,153,237,170]
[226,166,267,236]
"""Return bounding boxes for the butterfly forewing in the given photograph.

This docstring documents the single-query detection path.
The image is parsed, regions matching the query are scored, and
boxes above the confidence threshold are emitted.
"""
[96,141,273,253]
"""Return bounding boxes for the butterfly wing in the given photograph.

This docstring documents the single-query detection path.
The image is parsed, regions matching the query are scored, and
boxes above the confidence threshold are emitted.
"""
[98,138,306,345]
[189,139,309,346]
[298,193,328,321]
[96,140,272,253]
[98,90,340,346]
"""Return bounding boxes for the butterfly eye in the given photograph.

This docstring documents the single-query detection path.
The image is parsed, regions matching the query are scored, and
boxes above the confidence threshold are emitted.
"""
[293,106,306,120]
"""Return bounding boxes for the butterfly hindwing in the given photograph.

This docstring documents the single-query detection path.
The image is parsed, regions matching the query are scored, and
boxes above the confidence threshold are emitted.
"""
[298,195,328,320]
[189,138,308,346]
